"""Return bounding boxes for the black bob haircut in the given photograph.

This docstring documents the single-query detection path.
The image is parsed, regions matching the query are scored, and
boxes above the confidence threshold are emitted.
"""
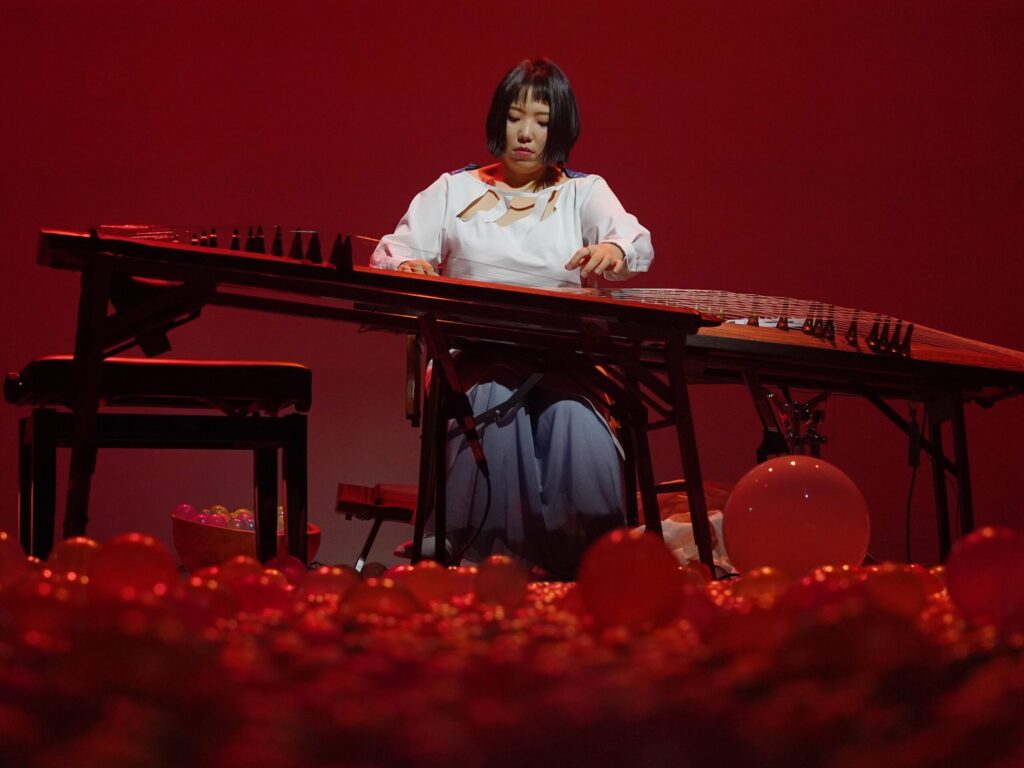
[485,58,581,167]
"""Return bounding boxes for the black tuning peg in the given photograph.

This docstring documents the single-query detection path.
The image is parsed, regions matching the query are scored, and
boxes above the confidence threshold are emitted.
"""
[866,314,881,351]
[820,305,835,342]
[288,231,304,260]
[230,226,240,250]
[271,226,284,257]
[329,234,353,270]
[254,225,266,253]
[776,299,790,330]
[801,304,816,334]
[306,231,322,264]
[899,324,915,357]
[878,318,892,353]
[889,319,904,353]
[844,311,860,347]
[811,304,826,337]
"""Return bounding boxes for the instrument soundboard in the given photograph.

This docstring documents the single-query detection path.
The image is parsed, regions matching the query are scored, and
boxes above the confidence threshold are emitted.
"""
[37,225,1024,405]
[34,224,1022,566]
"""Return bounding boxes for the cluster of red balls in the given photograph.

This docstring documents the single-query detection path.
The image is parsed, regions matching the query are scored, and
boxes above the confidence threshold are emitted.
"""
[172,503,257,531]
[2,526,1024,767]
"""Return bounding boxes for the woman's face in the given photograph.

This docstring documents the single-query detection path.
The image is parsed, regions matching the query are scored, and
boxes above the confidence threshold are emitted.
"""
[503,91,549,174]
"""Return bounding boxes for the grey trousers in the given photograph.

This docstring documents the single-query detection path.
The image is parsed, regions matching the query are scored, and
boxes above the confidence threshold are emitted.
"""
[444,374,625,578]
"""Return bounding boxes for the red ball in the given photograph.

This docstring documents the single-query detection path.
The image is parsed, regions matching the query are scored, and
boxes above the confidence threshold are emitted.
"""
[47,537,101,577]
[340,577,422,618]
[179,572,239,622]
[301,565,359,605]
[264,554,309,586]
[0,530,29,588]
[475,555,529,607]
[448,565,478,597]
[732,566,792,604]
[88,533,179,598]
[0,571,78,647]
[217,555,263,586]
[172,503,196,520]
[862,563,929,618]
[577,528,687,627]
[388,560,458,605]
[360,562,388,578]
[232,573,293,614]
[945,527,1024,625]
[780,565,865,618]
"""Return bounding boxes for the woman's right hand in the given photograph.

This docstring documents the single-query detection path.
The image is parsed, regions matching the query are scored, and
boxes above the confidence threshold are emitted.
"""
[397,259,438,276]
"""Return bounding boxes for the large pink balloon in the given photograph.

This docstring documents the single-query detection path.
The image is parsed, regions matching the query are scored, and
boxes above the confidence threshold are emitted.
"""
[723,456,870,578]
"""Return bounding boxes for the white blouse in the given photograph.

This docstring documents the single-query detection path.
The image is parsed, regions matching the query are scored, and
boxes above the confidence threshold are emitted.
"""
[371,167,654,288]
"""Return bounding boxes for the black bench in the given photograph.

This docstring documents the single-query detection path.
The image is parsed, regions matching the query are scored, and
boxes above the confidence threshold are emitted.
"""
[5,356,311,562]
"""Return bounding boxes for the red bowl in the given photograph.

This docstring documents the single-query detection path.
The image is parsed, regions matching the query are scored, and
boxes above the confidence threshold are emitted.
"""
[172,515,321,572]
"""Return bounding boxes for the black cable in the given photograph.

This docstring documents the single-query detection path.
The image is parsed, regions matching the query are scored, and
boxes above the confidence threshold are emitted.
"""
[905,457,920,563]
[449,469,492,564]
[904,403,925,563]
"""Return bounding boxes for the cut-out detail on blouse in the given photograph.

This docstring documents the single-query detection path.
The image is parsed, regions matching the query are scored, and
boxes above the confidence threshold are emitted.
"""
[540,188,559,222]
[459,188,558,228]
[494,196,538,227]
[456,189,501,221]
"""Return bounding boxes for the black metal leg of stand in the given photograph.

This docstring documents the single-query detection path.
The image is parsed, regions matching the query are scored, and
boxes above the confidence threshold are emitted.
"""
[416,314,473,567]
[283,413,309,563]
[927,419,953,561]
[65,263,111,539]
[950,395,975,537]
[253,447,278,562]
[30,410,59,559]
[667,334,715,571]
[356,518,384,572]
[630,420,662,536]
[412,367,443,563]
[432,375,449,565]
[18,417,32,554]
[621,422,639,528]
[614,370,647,528]
[19,410,58,558]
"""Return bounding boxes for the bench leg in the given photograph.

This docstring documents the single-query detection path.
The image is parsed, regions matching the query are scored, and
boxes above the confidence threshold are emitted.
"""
[253,447,278,562]
[282,414,308,563]
[18,417,32,555]
[25,411,60,557]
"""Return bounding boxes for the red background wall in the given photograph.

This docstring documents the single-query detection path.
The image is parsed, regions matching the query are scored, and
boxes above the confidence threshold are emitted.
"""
[2,0,1021,566]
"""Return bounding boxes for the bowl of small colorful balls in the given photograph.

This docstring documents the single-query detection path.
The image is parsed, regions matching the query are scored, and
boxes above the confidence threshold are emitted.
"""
[171,503,320,571]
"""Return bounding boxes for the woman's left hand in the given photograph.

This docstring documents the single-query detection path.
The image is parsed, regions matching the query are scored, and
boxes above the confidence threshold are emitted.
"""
[565,243,632,281]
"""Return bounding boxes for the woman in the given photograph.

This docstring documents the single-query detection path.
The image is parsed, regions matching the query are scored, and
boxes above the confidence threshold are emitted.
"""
[372,58,654,577]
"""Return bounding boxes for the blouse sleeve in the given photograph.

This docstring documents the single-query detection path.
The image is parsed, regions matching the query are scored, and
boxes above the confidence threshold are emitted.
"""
[578,175,654,273]
[370,174,450,271]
